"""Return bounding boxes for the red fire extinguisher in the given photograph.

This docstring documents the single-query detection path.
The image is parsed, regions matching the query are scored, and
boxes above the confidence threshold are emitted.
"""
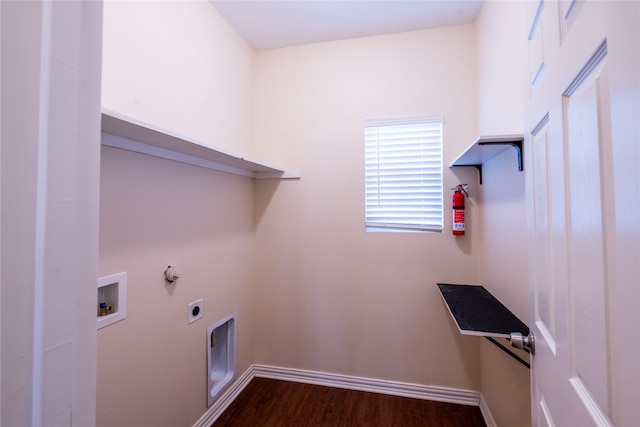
[452,185,468,236]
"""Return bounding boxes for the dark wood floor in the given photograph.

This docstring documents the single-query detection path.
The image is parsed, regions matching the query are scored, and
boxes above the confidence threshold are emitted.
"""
[213,377,487,427]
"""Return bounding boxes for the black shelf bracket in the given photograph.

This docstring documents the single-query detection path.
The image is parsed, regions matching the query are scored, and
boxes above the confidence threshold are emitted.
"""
[478,140,523,172]
[485,337,530,369]
[449,134,524,185]
[470,164,483,185]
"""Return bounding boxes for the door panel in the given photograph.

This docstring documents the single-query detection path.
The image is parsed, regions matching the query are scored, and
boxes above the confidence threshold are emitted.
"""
[531,116,556,348]
[528,1,546,88]
[564,57,610,415]
[525,1,639,426]
[539,395,556,427]
[559,0,585,40]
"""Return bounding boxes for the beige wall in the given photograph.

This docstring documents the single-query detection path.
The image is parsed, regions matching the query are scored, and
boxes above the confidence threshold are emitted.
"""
[476,1,527,137]
[476,2,531,426]
[479,152,531,427]
[99,2,256,426]
[98,148,256,426]
[101,0,254,155]
[252,25,482,389]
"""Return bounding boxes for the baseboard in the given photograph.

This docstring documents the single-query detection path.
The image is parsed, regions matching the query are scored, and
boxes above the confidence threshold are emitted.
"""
[192,367,254,427]
[253,364,481,406]
[479,393,498,427]
[194,364,490,427]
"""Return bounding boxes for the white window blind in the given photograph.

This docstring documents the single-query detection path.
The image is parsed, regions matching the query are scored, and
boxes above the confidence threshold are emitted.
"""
[365,117,444,232]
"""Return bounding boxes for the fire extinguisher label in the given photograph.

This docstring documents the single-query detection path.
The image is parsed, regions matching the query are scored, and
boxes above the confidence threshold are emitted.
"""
[453,209,465,231]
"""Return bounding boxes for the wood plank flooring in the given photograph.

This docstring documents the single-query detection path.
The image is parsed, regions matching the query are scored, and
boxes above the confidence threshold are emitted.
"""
[213,377,487,427]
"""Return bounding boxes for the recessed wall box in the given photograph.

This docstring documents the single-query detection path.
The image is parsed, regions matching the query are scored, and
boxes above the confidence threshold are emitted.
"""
[207,313,236,406]
[97,272,127,329]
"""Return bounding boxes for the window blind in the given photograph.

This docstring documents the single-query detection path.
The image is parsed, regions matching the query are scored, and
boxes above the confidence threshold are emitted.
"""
[365,117,444,232]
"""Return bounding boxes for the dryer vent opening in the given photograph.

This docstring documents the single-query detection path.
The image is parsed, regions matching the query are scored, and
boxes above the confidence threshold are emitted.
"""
[207,312,236,406]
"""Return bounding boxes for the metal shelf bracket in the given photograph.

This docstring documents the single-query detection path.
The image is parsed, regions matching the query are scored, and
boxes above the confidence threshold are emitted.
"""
[478,140,523,172]
[449,135,524,185]
[486,337,530,369]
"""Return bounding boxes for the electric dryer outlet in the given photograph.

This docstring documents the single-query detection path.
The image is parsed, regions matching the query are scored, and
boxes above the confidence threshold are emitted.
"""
[188,299,203,324]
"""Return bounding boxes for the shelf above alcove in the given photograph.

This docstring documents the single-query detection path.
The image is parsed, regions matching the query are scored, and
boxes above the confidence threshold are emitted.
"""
[449,134,524,184]
[101,109,300,179]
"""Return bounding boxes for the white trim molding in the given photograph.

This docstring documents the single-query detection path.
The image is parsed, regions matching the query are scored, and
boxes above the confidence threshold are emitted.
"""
[193,364,490,427]
[192,367,254,427]
[253,365,480,406]
[479,394,498,427]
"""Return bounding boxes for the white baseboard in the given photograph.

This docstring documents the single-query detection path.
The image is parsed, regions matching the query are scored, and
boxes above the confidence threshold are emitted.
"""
[194,364,489,427]
[479,393,498,427]
[253,364,481,406]
[192,367,254,427]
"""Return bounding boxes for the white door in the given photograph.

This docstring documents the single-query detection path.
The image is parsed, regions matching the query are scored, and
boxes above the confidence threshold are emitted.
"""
[525,1,639,426]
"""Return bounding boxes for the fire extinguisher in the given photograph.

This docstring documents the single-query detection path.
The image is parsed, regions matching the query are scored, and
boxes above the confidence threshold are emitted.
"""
[452,185,468,236]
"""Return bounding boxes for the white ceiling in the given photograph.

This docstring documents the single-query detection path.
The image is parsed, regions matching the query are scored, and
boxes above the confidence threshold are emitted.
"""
[210,1,484,51]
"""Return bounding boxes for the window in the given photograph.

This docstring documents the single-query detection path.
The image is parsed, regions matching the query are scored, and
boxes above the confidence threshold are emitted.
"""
[365,116,444,232]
